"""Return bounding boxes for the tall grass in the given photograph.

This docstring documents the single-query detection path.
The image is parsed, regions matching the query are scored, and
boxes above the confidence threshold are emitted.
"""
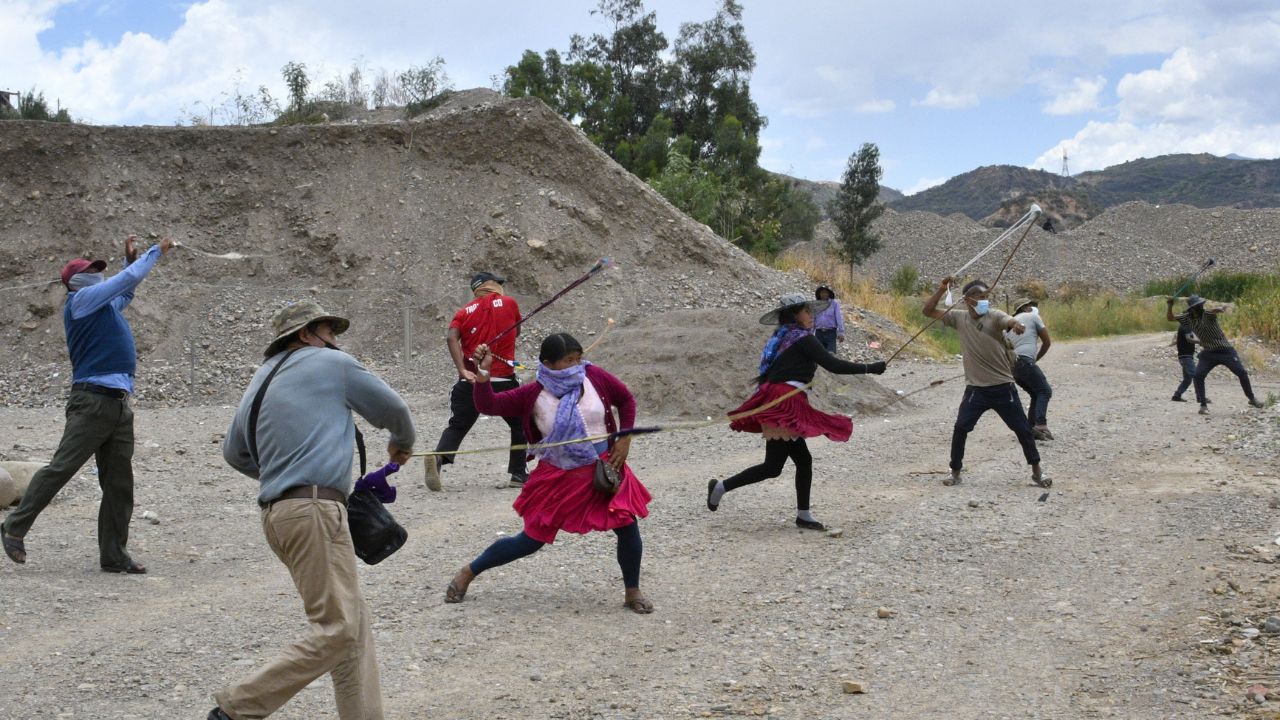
[1143,271,1275,302]
[1032,296,1169,340]
[1226,275,1280,342]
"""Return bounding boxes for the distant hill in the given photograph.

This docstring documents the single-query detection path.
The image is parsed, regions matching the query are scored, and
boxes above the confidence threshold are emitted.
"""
[887,154,1280,228]
[776,172,903,219]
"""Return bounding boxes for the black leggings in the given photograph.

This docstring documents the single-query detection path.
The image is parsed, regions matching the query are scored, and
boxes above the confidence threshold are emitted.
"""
[468,522,644,589]
[722,438,814,510]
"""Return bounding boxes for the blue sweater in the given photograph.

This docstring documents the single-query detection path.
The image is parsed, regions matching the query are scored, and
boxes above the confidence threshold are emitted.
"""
[63,245,161,391]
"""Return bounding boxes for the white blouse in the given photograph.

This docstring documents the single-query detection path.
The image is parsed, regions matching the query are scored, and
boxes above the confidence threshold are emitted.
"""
[533,377,607,438]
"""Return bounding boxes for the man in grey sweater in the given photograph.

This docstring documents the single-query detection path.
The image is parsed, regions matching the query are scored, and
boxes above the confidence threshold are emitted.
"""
[210,300,415,720]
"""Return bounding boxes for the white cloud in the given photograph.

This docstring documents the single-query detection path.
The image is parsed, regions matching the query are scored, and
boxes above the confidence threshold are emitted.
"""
[918,88,978,109]
[905,176,948,196]
[1031,16,1280,173]
[854,98,894,113]
[1042,75,1106,115]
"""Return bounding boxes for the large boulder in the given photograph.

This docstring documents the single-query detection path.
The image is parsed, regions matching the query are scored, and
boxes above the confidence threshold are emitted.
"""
[0,461,46,504]
[0,467,16,507]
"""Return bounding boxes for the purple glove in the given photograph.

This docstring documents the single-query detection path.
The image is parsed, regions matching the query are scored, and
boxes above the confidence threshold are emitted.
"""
[354,462,400,503]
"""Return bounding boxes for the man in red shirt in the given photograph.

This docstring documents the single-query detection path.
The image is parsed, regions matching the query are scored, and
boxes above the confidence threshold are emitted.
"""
[430,272,528,489]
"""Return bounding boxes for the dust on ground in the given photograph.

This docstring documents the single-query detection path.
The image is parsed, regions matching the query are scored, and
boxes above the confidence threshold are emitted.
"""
[3,333,1280,719]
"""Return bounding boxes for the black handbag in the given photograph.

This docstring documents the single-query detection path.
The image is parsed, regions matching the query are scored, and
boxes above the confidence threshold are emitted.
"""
[248,349,407,565]
[593,458,621,495]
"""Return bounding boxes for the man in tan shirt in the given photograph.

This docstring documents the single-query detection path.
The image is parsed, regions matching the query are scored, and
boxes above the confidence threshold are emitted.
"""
[924,277,1047,488]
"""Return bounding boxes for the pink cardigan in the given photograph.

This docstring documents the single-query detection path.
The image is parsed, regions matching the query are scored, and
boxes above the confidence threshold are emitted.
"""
[473,364,637,447]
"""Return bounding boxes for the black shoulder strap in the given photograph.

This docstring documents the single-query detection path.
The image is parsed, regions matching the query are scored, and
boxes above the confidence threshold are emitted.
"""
[248,348,300,467]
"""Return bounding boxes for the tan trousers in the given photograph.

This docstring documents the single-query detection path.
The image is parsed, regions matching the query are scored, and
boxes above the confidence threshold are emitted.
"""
[214,498,383,719]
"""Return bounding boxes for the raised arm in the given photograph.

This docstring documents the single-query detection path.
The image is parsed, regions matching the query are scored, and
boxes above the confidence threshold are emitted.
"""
[923,277,952,320]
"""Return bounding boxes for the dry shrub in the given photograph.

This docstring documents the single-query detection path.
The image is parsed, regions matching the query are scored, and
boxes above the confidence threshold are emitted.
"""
[1055,280,1104,304]
[1013,280,1048,301]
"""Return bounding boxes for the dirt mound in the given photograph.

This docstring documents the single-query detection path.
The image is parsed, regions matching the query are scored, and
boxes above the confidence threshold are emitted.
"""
[812,202,1280,293]
[0,91,898,416]
[591,309,899,418]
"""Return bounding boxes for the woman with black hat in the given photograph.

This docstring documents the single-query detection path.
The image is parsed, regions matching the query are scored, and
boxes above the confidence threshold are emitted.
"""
[706,293,886,530]
[813,285,845,354]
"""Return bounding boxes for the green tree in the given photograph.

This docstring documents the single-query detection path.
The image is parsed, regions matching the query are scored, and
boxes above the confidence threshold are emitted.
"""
[670,0,760,159]
[282,61,309,113]
[829,143,886,272]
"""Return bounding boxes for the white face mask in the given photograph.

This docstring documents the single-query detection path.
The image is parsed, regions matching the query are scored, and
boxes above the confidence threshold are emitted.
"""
[68,272,104,290]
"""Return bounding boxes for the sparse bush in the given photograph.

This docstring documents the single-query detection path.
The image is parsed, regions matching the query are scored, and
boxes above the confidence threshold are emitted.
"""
[890,265,919,296]
[1055,280,1103,304]
[1013,279,1048,301]
[1,87,72,122]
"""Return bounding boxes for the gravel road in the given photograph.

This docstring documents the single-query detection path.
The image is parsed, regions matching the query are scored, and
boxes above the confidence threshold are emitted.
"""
[2,333,1279,719]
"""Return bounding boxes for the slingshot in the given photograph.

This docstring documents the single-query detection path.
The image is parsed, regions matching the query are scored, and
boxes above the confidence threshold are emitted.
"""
[1170,258,1215,300]
[944,205,1042,306]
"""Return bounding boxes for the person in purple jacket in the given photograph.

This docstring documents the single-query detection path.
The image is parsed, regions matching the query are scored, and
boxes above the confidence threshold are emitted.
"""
[813,285,845,354]
[3,235,173,573]
[443,333,655,613]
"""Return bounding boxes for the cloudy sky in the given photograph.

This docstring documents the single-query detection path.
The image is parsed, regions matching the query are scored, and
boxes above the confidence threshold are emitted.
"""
[5,0,1280,194]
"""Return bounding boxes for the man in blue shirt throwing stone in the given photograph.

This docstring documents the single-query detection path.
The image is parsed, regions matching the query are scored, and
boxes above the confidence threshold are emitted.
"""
[3,234,173,573]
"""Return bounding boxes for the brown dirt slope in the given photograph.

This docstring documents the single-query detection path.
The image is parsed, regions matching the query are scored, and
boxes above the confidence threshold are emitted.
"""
[0,90,894,415]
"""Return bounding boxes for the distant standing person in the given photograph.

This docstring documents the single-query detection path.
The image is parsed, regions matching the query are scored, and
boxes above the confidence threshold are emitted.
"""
[431,271,528,489]
[444,334,654,613]
[813,284,845,354]
[923,277,1048,488]
[1005,298,1054,441]
[707,293,885,531]
[1166,295,1265,414]
[1169,313,1199,402]
[211,300,415,720]
[3,235,173,572]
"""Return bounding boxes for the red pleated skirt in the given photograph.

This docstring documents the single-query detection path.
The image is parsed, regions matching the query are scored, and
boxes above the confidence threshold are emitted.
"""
[727,382,853,442]
[513,453,652,544]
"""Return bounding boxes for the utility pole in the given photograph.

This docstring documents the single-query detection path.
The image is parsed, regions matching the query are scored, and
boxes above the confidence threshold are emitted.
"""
[1061,148,1070,177]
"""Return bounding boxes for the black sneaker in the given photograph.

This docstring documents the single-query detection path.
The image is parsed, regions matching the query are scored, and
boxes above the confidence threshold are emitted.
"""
[795,517,826,531]
[208,708,233,720]
[508,472,528,488]
[1171,395,1186,402]
[706,480,719,511]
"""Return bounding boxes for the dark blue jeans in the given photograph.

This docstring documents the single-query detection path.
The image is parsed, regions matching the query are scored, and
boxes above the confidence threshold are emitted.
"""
[951,383,1040,472]
[469,522,644,589]
[815,329,838,354]
[1011,357,1052,426]
[1193,348,1257,405]
[1173,354,1195,398]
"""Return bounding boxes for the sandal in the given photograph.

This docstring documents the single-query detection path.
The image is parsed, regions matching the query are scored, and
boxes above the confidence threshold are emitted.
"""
[624,595,654,614]
[444,579,467,603]
[3,533,26,564]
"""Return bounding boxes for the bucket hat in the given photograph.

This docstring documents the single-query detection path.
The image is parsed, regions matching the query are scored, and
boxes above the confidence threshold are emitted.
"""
[758,292,831,325]
[815,284,837,300]
[1186,295,1207,311]
[1013,297,1038,314]
[264,300,350,358]
[60,257,107,288]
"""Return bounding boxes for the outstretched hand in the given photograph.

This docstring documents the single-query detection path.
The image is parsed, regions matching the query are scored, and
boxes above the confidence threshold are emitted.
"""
[125,235,138,263]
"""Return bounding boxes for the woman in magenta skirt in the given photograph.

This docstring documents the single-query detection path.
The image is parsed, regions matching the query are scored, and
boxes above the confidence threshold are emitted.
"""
[707,292,886,530]
[444,333,654,613]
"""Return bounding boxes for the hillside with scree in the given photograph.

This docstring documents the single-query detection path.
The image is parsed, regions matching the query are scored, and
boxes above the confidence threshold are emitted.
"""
[796,202,1280,292]
[0,89,896,417]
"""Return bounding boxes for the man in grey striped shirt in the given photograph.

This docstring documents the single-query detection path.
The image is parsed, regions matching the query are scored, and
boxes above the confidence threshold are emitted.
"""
[1166,295,1264,415]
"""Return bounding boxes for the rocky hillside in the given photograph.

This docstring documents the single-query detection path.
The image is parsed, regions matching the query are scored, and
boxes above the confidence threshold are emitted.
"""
[888,154,1280,229]
[0,89,896,416]
[776,173,903,219]
[805,202,1280,293]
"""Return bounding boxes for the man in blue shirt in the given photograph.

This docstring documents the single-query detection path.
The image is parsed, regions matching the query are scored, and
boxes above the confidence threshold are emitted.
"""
[2,235,173,573]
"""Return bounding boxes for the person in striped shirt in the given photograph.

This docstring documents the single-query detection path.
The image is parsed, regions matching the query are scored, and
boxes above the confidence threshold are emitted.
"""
[1166,295,1265,415]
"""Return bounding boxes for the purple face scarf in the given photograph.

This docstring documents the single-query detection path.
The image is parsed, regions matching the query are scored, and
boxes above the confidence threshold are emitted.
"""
[758,324,812,377]
[535,361,601,470]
